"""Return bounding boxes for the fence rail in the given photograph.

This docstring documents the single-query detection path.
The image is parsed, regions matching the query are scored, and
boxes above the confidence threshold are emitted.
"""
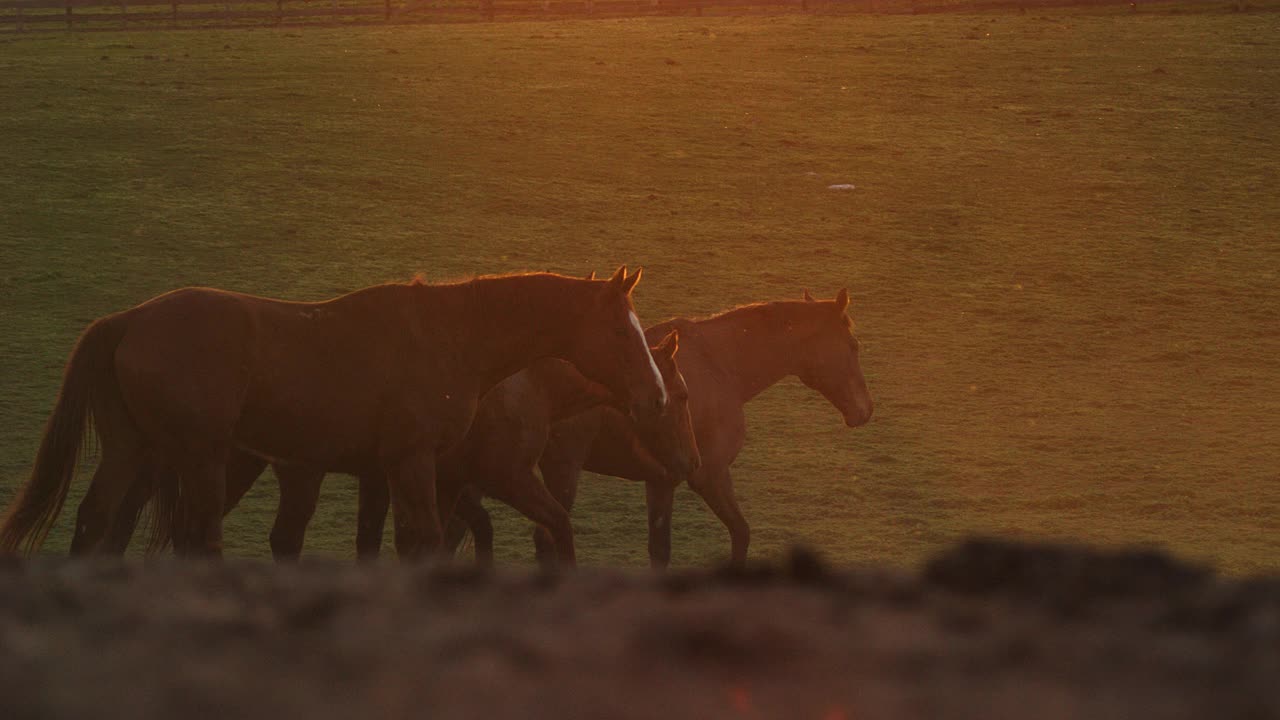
[0,0,1168,33]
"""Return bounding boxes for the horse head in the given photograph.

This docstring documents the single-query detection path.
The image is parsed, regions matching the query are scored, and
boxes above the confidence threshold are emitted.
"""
[567,266,668,424]
[632,329,701,479]
[794,288,874,428]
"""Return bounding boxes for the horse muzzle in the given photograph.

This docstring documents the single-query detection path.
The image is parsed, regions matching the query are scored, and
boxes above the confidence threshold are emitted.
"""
[843,398,874,428]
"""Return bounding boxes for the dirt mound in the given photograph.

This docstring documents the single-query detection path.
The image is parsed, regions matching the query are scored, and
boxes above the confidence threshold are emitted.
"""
[1,540,1277,720]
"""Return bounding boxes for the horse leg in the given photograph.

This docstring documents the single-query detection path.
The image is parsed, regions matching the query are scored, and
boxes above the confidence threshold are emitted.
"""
[489,470,576,570]
[644,480,677,570]
[531,531,554,565]
[95,456,158,555]
[70,369,148,556]
[174,455,228,557]
[101,456,179,555]
[444,515,467,556]
[103,449,260,556]
[450,487,494,569]
[691,466,750,567]
[428,457,472,556]
[444,492,468,555]
[269,464,324,561]
[533,453,582,565]
[70,446,148,556]
[385,450,441,562]
[356,473,389,561]
[465,492,495,569]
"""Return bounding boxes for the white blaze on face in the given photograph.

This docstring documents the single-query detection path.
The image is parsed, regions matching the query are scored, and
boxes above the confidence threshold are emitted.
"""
[630,310,667,406]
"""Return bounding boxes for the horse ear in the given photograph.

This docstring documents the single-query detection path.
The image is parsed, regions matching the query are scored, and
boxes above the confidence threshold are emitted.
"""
[835,288,849,312]
[586,271,596,281]
[655,329,679,358]
[607,266,627,288]
[803,289,816,303]
[620,266,643,296]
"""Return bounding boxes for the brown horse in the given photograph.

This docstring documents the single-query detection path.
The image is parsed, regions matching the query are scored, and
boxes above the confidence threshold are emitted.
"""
[452,397,678,567]
[103,357,617,560]
[0,268,668,559]
[101,332,698,568]
[378,329,697,567]
[531,289,874,568]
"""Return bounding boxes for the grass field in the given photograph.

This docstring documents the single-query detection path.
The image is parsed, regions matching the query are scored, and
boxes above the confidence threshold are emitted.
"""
[1,3,1277,572]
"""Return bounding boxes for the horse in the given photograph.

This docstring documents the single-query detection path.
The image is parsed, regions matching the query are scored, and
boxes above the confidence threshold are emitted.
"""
[0,268,668,560]
[528,289,874,568]
[378,329,697,567]
[446,395,678,567]
[108,331,697,568]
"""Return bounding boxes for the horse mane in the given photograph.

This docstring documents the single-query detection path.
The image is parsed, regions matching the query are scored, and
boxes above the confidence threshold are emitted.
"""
[403,271,618,353]
[683,299,842,333]
[404,270,592,289]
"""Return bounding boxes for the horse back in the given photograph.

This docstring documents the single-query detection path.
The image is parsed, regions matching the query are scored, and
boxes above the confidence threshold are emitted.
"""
[112,285,455,465]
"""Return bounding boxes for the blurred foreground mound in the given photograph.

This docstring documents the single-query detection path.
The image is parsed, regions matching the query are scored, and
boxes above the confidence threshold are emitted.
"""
[2,539,1277,720]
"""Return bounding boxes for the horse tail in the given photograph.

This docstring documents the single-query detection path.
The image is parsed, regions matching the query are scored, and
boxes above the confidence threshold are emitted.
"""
[143,464,180,554]
[0,315,126,555]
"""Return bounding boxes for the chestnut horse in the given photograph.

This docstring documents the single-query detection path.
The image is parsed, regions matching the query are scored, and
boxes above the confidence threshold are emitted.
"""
[529,289,873,568]
[0,268,668,559]
[445,400,676,567]
[113,332,697,567]
[375,329,697,567]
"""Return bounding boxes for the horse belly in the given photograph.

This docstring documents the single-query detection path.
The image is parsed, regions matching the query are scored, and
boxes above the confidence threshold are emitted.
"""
[232,385,383,466]
[236,299,476,467]
[232,303,402,464]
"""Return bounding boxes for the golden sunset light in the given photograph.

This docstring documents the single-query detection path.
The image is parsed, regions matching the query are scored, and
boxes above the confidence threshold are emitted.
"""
[1,0,1277,717]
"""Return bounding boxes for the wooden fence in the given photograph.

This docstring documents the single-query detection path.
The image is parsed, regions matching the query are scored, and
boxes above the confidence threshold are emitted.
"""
[0,0,1166,33]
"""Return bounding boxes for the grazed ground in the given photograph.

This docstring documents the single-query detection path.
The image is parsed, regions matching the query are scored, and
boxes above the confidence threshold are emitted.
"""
[1,539,1277,719]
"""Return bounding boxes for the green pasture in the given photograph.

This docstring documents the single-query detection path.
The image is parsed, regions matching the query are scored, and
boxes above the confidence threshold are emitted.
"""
[1,3,1277,572]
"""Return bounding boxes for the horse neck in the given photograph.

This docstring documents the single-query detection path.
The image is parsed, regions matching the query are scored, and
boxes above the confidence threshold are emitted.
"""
[697,308,805,404]
[590,406,667,484]
[529,360,616,422]
[435,275,587,393]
